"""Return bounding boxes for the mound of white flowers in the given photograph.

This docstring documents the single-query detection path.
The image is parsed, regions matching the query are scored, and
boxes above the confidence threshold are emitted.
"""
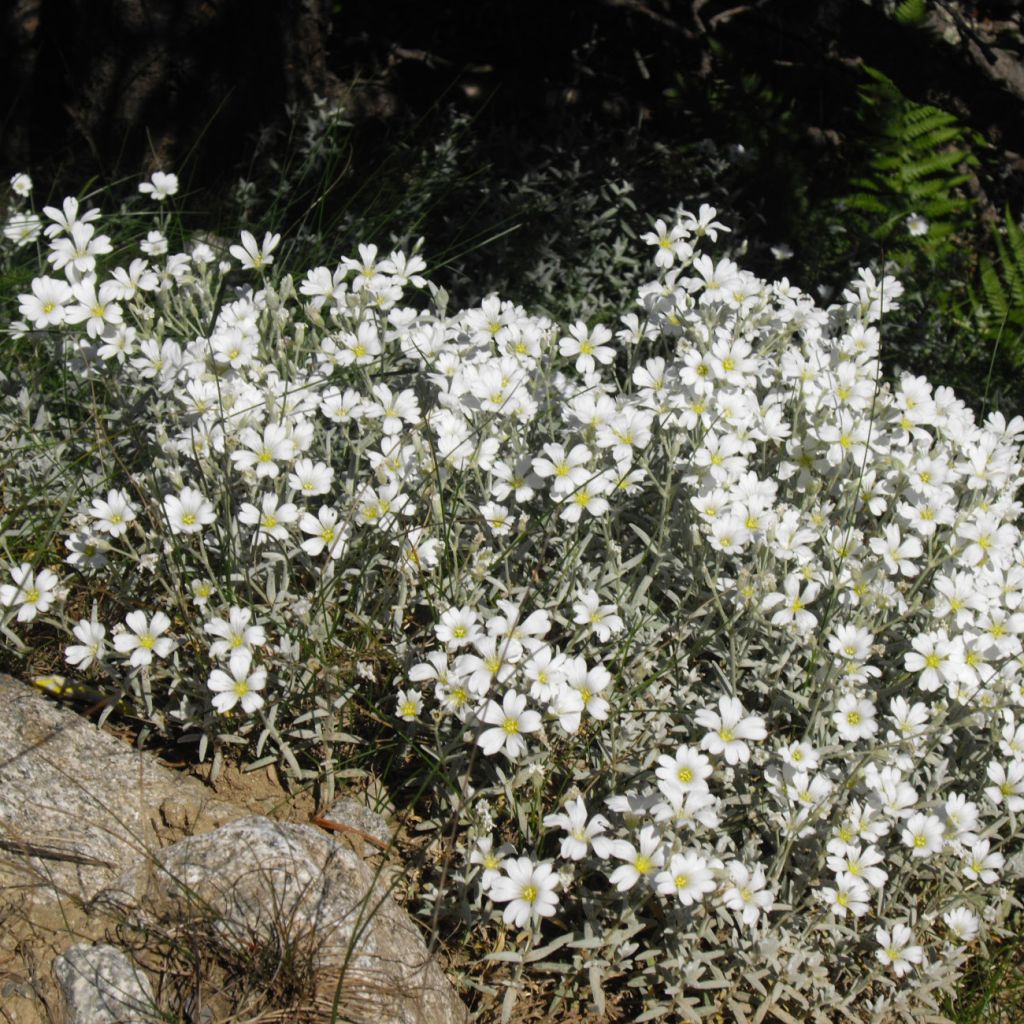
[3,171,1023,1022]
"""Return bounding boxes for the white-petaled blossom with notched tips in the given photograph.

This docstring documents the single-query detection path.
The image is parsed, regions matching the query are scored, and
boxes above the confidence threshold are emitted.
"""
[164,486,216,535]
[572,589,624,642]
[694,695,766,765]
[826,844,888,890]
[543,796,614,861]
[138,171,179,201]
[761,574,821,633]
[18,275,73,328]
[65,618,107,669]
[900,812,945,858]
[237,493,298,544]
[469,836,513,890]
[287,458,334,497]
[558,321,615,376]
[962,838,1005,884]
[721,862,774,926]
[230,424,298,479]
[488,857,560,928]
[818,874,871,918]
[477,690,541,759]
[654,744,713,800]
[833,694,878,743]
[944,907,980,943]
[206,649,266,714]
[984,759,1024,812]
[89,489,137,538]
[299,506,349,559]
[112,610,174,667]
[204,606,266,660]
[655,850,717,906]
[609,826,665,892]
[10,172,32,196]
[562,656,612,721]
[0,563,60,622]
[229,229,280,271]
[395,687,423,722]
[435,606,481,649]
[875,924,924,977]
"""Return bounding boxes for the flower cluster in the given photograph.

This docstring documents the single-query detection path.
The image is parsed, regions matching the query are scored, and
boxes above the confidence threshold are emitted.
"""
[3,170,1023,1021]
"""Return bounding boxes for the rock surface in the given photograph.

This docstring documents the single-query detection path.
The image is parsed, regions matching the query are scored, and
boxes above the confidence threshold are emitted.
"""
[0,673,246,900]
[96,816,468,1024]
[0,675,469,1024]
[52,943,158,1024]
[324,794,396,847]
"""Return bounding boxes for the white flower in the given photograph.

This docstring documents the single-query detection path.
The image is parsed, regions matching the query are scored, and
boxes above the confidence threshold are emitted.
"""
[572,589,624,642]
[833,694,878,743]
[18,276,73,328]
[984,759,1024,812]
[609,826,665,891]
[138,171,179,201]
[204,606,266,659]
[654,744,713,799]
[207,649,267,714]
[875,924,924,977]
[905,212,929,237]
[229,229,280,270]
[238,493,298,543]
[563,657,612,721]
[112,610,174,667]
[164,486,216,535]
[89,489,137,538]
[288,458,334,497]
[488,857,560,927]
[761,575,820,633]
[819,875,870,918]
[963,838,1004,884]
[469,836,512,890]
[900,812,944,858]
[299,506,349,558]
[477,690,541,759]
[10,172,32,196]
[65,618,107,669]
[231,423,298,478]
[721,862,773,926]
[694,695,766,764]
[435,606,481,648]
[0,563,60,623]
[395,687,423,722]
[558,321,615,375]
[655,850,717,905]
[543,797,613,860]
[5,212,41,247]
[944,907,980,943]
[826,843,888,890]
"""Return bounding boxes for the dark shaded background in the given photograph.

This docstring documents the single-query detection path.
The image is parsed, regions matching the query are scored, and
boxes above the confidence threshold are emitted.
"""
[4,0,1022,202]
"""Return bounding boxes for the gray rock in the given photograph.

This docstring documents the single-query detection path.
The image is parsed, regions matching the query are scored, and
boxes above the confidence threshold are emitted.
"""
[52,944,158,1024]
[0,673,246,900]
[96,816,468,1024]
[324,795,396,847]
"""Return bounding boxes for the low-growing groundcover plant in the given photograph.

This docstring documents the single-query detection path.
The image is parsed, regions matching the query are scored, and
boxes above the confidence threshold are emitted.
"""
[2,172,1024,1023]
